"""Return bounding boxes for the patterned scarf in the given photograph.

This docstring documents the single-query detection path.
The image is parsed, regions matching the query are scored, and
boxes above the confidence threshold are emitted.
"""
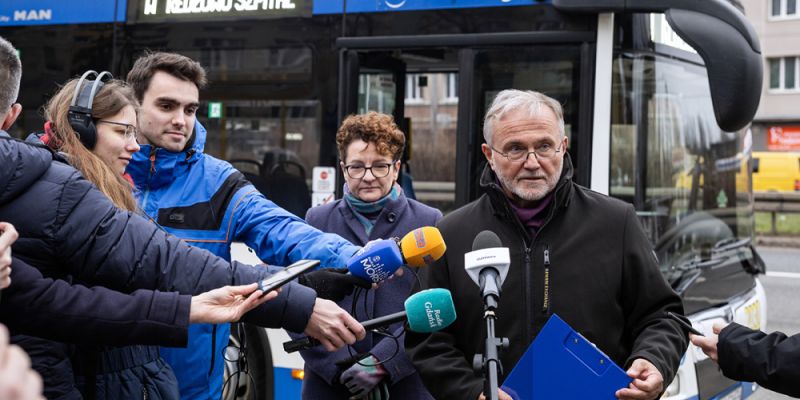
[344,183,402,236]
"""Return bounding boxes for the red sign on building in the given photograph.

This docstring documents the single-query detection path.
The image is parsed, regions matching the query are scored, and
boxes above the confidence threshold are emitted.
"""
[768,126,800,150]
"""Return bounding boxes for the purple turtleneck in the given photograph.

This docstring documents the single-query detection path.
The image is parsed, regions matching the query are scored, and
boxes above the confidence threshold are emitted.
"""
[506,191,554,240]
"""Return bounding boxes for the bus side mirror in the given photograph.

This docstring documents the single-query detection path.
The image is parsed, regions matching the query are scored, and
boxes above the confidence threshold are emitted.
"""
[665,9,763,132]
[553,0,763,132]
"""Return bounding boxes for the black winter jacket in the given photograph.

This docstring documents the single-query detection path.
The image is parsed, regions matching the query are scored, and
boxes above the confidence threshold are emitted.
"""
[0,136,318,398]
[718,323,800,397]
[405,156,688,400]
[0,256,189,347]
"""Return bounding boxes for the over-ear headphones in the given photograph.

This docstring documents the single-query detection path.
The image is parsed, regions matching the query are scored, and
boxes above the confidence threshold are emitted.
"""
[67,70,112,149]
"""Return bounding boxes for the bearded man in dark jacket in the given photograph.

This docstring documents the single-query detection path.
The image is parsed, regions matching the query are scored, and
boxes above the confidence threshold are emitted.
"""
[405,89,688,400]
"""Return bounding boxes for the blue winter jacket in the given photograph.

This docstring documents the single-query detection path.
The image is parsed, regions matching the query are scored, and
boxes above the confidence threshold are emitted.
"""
[127,122,360,400]
[0,134,319,399]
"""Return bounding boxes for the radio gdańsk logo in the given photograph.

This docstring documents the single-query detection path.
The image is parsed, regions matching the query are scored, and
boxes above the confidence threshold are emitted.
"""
[424,301,444,328]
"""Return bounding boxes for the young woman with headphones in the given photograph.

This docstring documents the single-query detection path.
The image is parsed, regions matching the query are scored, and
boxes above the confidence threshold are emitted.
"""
[40,71,140,211]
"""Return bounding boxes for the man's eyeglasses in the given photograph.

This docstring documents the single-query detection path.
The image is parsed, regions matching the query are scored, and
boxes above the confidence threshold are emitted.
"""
[97,120,138,142]
[490,142,563,163]
[343,162,394,179]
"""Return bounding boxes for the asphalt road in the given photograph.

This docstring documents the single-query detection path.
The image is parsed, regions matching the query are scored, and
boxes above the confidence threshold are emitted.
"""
[743,246,800,400]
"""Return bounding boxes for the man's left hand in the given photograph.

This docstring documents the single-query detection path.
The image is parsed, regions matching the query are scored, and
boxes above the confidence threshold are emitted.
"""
[616,358,663,400]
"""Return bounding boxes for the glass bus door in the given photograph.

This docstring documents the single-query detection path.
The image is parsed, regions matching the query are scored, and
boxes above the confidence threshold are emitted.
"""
[338,39,593,212]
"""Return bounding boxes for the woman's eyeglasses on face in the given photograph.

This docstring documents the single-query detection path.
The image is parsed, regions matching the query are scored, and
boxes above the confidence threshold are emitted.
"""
[97,120,138,142]
[343,162,393,179]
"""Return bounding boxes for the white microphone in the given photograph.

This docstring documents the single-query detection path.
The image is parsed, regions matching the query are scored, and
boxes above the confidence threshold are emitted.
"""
[464,230,510,308]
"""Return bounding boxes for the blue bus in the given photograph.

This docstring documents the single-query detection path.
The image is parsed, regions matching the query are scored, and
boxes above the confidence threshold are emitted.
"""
[1,0,767,399]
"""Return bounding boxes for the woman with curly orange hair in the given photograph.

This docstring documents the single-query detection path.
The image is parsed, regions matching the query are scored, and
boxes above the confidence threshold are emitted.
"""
[300,111,442,399]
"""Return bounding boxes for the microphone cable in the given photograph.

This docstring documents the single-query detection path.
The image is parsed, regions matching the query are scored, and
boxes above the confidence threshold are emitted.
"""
[342,264,424,368]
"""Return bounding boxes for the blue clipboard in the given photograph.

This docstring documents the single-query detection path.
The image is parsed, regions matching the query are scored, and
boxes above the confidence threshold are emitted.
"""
[501,314,632,399]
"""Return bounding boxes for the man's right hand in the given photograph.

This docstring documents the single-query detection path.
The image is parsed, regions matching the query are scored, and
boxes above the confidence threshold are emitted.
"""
[189,283,278,324]
[479,388,512,400]
[304,298,366,351]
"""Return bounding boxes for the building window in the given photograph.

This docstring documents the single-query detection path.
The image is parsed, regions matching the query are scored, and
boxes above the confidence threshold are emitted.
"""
[444,73,458,101]
[406,74,426,103]
[769,57,800,91]
[771,0,799,18]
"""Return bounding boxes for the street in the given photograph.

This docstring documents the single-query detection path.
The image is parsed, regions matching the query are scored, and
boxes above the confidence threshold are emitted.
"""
[744,246,800,400]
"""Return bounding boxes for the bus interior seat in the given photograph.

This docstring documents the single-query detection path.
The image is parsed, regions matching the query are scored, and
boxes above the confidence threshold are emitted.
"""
[399,163,416,200]
[230,157,311,219]
[263,160,311,218]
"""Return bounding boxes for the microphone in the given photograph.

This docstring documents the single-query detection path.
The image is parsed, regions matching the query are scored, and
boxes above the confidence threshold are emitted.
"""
[346,226,446,283]
[464,231,510,308]
[283,288,457,353]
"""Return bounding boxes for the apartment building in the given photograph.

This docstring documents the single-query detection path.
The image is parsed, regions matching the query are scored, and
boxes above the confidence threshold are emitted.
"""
[742,0,800,151]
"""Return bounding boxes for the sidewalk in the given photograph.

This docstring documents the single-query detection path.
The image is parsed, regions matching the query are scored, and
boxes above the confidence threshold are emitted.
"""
[755,235,800,247]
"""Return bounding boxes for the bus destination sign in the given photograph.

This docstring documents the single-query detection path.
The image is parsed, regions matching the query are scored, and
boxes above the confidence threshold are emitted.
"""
[133,0,310,22]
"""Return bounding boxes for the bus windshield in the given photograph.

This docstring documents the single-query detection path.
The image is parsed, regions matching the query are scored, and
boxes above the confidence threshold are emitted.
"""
[610,49,754,282]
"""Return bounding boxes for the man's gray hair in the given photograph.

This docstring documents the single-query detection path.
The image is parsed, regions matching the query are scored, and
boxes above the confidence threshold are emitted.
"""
[483,89,565,146]
[0,36,21,115]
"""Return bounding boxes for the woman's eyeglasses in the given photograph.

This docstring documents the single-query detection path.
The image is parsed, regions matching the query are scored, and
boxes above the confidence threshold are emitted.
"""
[97,120,138,142]
[343,162,394,179]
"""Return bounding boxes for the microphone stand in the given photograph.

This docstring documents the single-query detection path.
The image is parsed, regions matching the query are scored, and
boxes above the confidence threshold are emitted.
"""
[473,271,509,400]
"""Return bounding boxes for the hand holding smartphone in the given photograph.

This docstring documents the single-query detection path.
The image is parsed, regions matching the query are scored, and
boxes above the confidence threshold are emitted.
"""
[257,259,320,294]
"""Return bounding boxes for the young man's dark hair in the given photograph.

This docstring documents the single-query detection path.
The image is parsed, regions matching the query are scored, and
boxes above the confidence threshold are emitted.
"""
[126,51,208,101]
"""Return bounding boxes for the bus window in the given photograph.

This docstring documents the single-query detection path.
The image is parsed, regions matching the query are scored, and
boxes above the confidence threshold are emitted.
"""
[404,72,459,212]
[610,52,754,274]
[200,99,322,182]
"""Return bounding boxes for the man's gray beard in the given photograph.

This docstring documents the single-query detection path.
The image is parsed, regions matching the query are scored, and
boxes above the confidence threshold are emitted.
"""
[495,163,562,202]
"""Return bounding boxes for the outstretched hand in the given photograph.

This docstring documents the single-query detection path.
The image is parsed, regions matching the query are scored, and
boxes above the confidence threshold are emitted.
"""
[189,283,278,324]
[690,322,728,362]
[304,298,366,351]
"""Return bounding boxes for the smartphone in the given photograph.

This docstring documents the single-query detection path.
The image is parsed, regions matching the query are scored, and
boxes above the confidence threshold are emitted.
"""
[666,311,704,336]
[257,259,320,294]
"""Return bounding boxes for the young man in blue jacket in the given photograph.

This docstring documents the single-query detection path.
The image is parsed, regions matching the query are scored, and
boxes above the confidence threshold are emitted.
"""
[126,52,366,399]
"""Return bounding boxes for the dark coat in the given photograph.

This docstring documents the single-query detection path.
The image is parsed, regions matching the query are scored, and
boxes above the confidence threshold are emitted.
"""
[0,256,189,347]
[0,136,317,399]
[718,323,800,396]
[405,156,688,400]
[302,192,442,399]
